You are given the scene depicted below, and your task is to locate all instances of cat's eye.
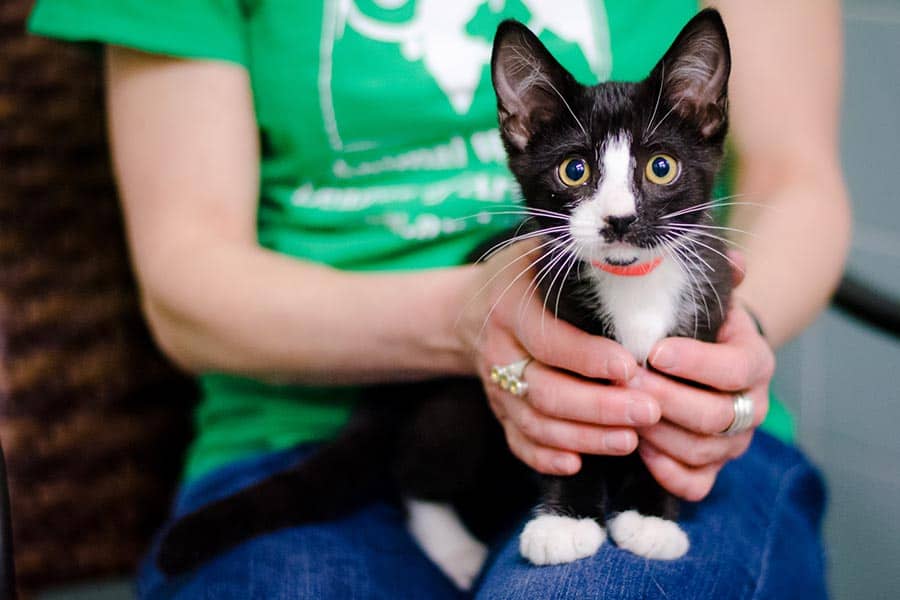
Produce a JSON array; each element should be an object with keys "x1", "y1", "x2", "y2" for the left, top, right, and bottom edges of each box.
[
  {"x1": 558, "y1": 157, "x2": 591, "y2": 187},
  {"x1": 645, "y1": 154, "x2": 679, "y2": 185}
]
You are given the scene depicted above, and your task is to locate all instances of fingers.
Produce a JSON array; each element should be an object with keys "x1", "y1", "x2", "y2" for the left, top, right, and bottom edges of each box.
[
  {"x1": 472, "y1": 240, "x2": 637, "y2": 382},
  {"x1": 639, "y1": 420, "x2": 753, "y2": 468},
  {"x1": 647, "y1": 307, "x2": 774, "y2": 392},
  {"x1": 526, "y1": 362, "x2": 660, "y2": 426},
  {"x1": 503, "y1": 391, "x2": 639, "y2": 456},
  {"x1": 496, "y1": 410, "x2": 582, "y2": 476},
  {"x1": 516, "y1": 315, "x2": 637, "y2": 381},
  {"x1": 628, "y1": 368, "x2": 769, "y2": 435},
  {"x1": 494, "y1": 277, "x2": 636, "y2": 381},
  {"x1": 639, "y1": 442, "x2": 723, "y2": 502},
  {"x1": 485, "y1": 359, "x2": 664, "y2": 474}
]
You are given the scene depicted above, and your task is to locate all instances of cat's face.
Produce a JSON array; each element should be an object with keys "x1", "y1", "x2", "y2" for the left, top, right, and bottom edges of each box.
[{"x1": 491, "y1": 11, "x2": 730, "y2": 271}]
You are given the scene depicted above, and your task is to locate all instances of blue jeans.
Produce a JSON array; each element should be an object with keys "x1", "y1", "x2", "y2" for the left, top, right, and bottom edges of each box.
[{"x1": 137, "y1": 432, "x2": 826, "y2": 599}]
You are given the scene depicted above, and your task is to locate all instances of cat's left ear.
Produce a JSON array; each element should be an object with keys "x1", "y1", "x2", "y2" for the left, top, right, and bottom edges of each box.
[{"x1": 651, "y1": 9, "x2": 731, "y2": 138}]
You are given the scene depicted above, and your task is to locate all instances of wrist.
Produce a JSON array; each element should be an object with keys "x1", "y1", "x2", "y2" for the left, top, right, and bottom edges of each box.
[
  {"x1": 437, "y1": 264, "x2": 482, "y2": 376},
  {"x1": 381, "y1": 264, "x2": 480, "y2": 379}
]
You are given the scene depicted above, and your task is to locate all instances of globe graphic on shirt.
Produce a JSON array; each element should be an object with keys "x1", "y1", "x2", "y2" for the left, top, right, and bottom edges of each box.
[{"x1": 320, "y1": 0, "x2": 611, "y2": 153}]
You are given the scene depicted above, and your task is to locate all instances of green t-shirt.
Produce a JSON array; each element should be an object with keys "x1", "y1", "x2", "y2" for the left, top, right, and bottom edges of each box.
[{"x1": 30, "y1": 0, "x2": 793, "y2": 480}]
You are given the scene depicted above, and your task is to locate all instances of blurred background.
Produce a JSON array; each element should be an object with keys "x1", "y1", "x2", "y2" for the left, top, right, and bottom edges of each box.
[
  {"x1": 1, "y1": 0, "x2": 898, "y2": 598},
  {"x1": 774, "y1": 0, "x2": 900, "y2": 598}
]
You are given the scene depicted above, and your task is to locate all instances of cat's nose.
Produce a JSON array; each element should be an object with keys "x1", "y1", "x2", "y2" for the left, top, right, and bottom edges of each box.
[{"x1": 603, "y1": 214, "x2": 637, "y2": 238}]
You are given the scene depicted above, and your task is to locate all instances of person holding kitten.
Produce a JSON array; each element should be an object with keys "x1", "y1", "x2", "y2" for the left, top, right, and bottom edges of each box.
[{"x1": 30, "y1": 0, "x2": 848, "y2": 598}]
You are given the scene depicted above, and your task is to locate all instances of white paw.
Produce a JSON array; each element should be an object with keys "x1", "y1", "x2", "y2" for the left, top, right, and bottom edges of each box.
[
  {"x1": 519, "y1": 514, "x2": 606, "y2": 565},
  {"x1": 607, "y1": 510, "x2": 689, "y2": 560}
]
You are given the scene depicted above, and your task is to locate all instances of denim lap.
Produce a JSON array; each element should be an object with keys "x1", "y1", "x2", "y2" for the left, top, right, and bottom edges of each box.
[
  {"x1": 476, "y1": 432, "x2": 827, "y2": 600},
  {"x1": 137, "y1": 432, "x2": 826, "y2": 599},
  {"x1": 137, "y1": 446, "x2": 465, "y2": 600}
]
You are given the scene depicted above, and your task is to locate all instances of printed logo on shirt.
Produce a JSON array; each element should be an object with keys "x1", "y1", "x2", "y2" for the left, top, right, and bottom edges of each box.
[
  {"x1": 292, "y1": 0, "x2": 611, "y2": 247},
  {"x1": 318, "y1": 0, "x2": 611, "y2": 154}
]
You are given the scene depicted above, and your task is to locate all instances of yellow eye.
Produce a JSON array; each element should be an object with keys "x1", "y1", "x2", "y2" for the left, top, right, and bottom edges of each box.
[
  {"x1": 645, "y1": 154, "x2": 679, "y2": 185},
  {"x1": 558, "y1": 157, "x2": 591, "y2": 187}
]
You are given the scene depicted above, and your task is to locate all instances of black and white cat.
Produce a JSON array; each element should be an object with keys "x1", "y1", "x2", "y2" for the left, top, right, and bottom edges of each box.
[
  {"x1": 158, "y1": 9, "x2": 733, "y2": 589},
  {"x1": 491, "y1": 8, "x2": 733, "y2": 569}
]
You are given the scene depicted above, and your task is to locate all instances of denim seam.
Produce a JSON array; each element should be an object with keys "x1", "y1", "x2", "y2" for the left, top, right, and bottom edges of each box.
[{"x1": 750, "y1": 461, "x2": 806, "y2": 600}]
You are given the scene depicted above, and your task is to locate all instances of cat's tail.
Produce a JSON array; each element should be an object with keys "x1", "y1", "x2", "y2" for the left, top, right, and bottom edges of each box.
[{"x1": 156, "y1": 407, "x2": 397, "y2": 576}]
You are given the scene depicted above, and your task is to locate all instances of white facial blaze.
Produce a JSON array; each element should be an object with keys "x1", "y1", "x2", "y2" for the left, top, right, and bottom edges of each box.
[
  {"x1": 595, "y1": 134, "x2": 637, "y2": 220},
  {"x1": 569, "y1": 133, "x2": 639, "y2": 262}
]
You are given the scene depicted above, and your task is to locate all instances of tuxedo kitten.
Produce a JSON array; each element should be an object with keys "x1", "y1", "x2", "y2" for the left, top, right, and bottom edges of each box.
[
  {"x1": 491, "y1": 9, "x2": 732, "y2": 566},
  {"x1": 157, "y1": 9, "x2": 733, "y2": 587}
]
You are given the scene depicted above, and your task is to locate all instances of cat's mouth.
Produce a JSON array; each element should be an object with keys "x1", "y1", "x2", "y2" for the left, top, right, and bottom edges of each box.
[
  {"x1": 594, "y1": 243, "x2": 642, "y2": 267},
  {"x1": 600, "y1": 257, "x2": 638, "y2": 267},
  {"x1": 586, "y1": 243, "x2": 664, "y2": 277}
]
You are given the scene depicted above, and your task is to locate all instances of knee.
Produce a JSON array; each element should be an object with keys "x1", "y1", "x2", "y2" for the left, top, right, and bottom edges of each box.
[{"x1": 477, "y1": 546, "x2": 734, "y2": 600}]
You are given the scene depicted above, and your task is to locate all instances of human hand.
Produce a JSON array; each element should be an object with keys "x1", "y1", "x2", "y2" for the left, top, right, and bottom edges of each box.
[
  {"x1": 457, "y1": 240, "x2": 662, "y2": 476},
  {"x1": 629, "y1": 304, "x2": 774, "y2": 501}
]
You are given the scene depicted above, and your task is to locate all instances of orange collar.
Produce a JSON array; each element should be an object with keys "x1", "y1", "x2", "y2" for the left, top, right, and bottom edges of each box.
[{"x1": 592, "y1": 256, "x2": 663, "y2": 277}]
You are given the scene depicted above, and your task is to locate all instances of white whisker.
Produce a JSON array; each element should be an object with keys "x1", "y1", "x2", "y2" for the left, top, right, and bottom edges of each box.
[
  {"x1": 679, "y1": 234, "x2": 744, "y2": 275},
  {"x1": 475, "y1": 225, "x2": 570, "y2": 263},
  {"x1": 644, "y1": 98, "x2": 682, "y2": 142},
  {"x1": 656, "y1": 234, "x2": 703, "y2": 336},
  {"x1": 542, "y1": 242, "x2": 578, "y2": 331},
  {"x1": 517, "y1": 237, "x2": 571, "y2": 322},
  {"x1": 661, "y1": 224, "x2": 747, "y2": 252},
  {"x1": 643, "y1": 62, "x2": 665, "y2": 140}
]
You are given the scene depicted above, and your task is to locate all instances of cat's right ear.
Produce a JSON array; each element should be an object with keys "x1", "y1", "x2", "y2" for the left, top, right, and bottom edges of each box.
[
  {"x1": 650, "y1": 9, "x2": 731, "y2": 139},
  {"x1": 491, "y1": 20, "x2": 577, "y2": 152}
]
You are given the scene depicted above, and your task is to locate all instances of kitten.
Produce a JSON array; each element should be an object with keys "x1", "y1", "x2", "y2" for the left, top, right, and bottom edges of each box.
[
  {"x1": 491, "y1": 9, "x2": 732, "y2": 566},
  {"x1": 157, "y1": 9, "x2": 733, "y2": 587}
]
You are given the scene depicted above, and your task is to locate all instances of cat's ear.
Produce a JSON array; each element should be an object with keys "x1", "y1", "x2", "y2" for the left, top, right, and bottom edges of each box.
[
  {"x1": 491, "y1": 20, "x2": 578, "y2": 152},
  {"x1": 652, "y1": 9, "x2": 731, "y2": 138}
]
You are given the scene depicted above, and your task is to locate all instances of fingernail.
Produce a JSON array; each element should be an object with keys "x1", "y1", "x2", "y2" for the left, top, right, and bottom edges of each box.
[
  {"x1": 553, "y1": 455, "x2": 578, "y2": 473},
  {"x1": 627, "y1": 399, "x2": 660, "y2": 425},
  {"x1": 606, "y1": 431, "x2": 636, "y2": 453},
  {"x1": 607, "y1": 357, "x2": 632, "y2": 381},
  {"x1": 650, "y1": 344, "x2": 676, "y2": 370}
]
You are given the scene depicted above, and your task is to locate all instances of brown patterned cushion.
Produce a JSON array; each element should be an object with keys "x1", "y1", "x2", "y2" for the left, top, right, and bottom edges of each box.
[{"x1": 0, "y1": 1, "x2": 195, "y2": 592}]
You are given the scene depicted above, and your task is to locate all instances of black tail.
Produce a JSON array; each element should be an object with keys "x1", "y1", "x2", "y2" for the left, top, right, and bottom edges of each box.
[{"x1": 156, "y1": 405, "x2": 399, "y2": 575}]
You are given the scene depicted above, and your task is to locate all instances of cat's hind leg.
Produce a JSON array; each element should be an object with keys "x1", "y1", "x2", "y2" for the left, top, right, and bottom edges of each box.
[{"x1": 405, "y1": 499, "x2": 488, "y2": 591}]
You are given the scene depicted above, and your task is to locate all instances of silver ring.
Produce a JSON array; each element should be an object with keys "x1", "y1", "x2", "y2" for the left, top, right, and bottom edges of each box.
[
  {"x1": 489, "y1": 357, "x2": 532, "y2": 397},
  {"x1": 719, "y1": 393, "x2": 754, "y2": 436}
]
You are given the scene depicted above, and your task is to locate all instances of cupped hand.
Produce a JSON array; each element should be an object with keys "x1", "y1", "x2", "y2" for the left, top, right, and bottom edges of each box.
[
  {"x1": 457, "y1": 240, "x2": 662, "y2": 476},
  {"x1": 631, "y1": 305, "x2": 774, "y2": 501}
]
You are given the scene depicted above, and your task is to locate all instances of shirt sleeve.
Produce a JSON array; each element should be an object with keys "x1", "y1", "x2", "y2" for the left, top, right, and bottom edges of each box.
[{"x1": 28, "y1": 0, "x2": 248, "y2": 66}]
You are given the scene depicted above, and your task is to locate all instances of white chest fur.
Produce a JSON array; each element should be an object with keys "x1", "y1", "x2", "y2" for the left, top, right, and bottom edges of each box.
[{"x1": 587, "y1": 259, "x2": 687, "y2": 364}]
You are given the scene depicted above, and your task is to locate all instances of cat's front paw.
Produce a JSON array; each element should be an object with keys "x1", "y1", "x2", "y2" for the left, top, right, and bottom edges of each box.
[
  {"x1": 608, "y1": 510, "x2": 689, "y2": 559},
  {"x1": 519, "y1": 514, "x2": 605, "y2": 565}
]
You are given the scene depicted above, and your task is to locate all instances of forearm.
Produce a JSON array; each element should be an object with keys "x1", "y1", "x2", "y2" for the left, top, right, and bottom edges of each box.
[
  {"x1": 142, "y1": 236, "x2": 478, "y2": 383},
  {"x1": 731, "y1": 168, "x2": 850, "y2": 348},
  {"x1": 711, "y1": 0, "x2": 849, "y2": 347},
  {"x1": 103, "y1": 48, "x2": 477, "y2": 385}
]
